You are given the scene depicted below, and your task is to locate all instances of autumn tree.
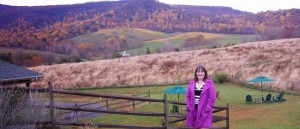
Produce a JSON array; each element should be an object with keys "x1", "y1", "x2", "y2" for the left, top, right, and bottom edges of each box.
[
  {"x1": 106, "y1": 36, "x2": 120, "y2": 53},
  {"x1": 183, "y1": 34, "x2": 205, "y2": 48},
  {"x1": 0, "y1": 53, "x2": 13, "y2": 64},
  {"x1": 119, "y1": 35, "x2": 128, "y2": 50},
  {"x1": 146, "y1": 47, "x2": 151, "y2": 54},
  {"x1": 32, "y1": 55, "x2": 43, "y2": 66}
]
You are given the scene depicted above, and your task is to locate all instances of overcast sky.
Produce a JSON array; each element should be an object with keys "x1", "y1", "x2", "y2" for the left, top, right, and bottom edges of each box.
[{"x1": 0, "y1": 0, "x2": 299, "y2": 13}]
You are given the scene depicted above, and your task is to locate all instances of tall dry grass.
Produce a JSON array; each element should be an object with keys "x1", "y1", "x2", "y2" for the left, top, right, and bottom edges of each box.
[{"x1": 30, "y1": 38, "x2": 300, "y2": 92}]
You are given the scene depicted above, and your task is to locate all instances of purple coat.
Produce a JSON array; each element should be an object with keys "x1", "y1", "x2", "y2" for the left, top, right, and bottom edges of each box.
[{"x1": 185, "y1": 80, "x2": 216, "y2": 128}]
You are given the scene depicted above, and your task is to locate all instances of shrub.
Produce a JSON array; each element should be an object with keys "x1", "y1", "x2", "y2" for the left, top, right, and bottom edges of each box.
[
  {"x1": 0, "y1": 89, "x2": 52, "y2": 129},
  {"x1": 59, "y1": 58, "x2": 72, "y2": 63},
  {"x1": 146, "y1": 47, "x2": 151, "y2": 54},
  {"x1": 214, "y1": 72, "x2": 228, "y2": 84},
  {"x1": 0, "y1": 53, "x2": 13, "y2": 63},
  {"x1": 112, "y1": 52, "x2": 122, "y2": 58},
  {"x1": 174, "y1": 48, "x2": 180, "y2": 52}
]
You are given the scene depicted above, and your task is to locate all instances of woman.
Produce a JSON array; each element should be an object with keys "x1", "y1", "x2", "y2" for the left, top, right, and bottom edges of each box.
[{"x1": 186, "y1": 65, "x2": 216, "y2": 129}]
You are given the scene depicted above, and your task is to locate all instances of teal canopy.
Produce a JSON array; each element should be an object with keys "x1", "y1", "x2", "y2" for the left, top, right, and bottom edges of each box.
[
  {"x1": 248, "y1": 76, "x2": 275, "y2": 82},
  {"x1": 163, "y1": 85, "x2": 186, "y2": 94},
  {"x1": 248, "y1": 76, "x2": 275, "y2": 99},
  {"x1": 163, "y1": 85, "x2": 186, "y2": 102}
]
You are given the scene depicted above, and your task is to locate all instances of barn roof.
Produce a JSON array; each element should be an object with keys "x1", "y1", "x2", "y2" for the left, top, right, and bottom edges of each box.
[{"x1": 0, "y1": 60, "x2": 44, "y2": 85}]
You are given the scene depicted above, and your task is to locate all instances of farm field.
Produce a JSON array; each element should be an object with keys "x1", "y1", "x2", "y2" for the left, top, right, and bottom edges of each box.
[
  {"x1": 127, "y1": 32, "x2": 255, "y2": 56},
  {"x1": 70, "y1": 28, "x2": 255, "y2": 56},
  {"x1": 71, "y1": 28, "x2": 169, "y2": 47},
  {"x1": 0, "y1": 48, "x2": 71, "y2": 59},
  {"x1": 60, "y1": 82, "x2": 300, "y2": 129}
]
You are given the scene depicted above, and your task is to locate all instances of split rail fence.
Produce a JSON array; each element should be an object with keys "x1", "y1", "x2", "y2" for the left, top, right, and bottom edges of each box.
[{"x1": 2, "y1": 81, "x2": 229, "y2": 129}]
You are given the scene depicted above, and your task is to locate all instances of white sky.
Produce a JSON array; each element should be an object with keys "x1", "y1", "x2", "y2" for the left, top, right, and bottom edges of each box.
[{"x1": 0, "y1": 0, "x2": 299, "y2": 13}]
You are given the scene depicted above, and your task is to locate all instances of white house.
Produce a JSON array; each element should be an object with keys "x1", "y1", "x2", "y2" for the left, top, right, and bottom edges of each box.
[{"x1": 119, "y1": 51, "x2": 130, "y2": 57}]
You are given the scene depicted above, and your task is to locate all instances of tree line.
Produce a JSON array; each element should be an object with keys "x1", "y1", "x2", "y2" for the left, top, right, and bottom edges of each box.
[{"x1": 0, "y1": 0, "x2": 299, "y2": 66}]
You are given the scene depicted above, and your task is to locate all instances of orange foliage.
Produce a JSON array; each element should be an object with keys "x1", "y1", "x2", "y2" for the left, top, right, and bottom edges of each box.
[
  {"x1": 78, "y1": 43, "x2": 95, "y2": 51},
  {"x1": 32, "y1": 55, "x2": 43, "y2": 66}
]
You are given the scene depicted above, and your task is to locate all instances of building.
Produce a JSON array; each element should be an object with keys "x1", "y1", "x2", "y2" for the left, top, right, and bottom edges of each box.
[
  {"x1": 119, "y1": 51, "x2": 130, "y2": 57},
  {"x1": 0, "y1": 60, "x2": 44, "y2": 87}
]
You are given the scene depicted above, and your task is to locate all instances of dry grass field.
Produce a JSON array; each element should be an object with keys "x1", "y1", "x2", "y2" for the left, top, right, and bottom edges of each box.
[{"x1": 30, "y1": 38, "x2": 300, "y2": 92}]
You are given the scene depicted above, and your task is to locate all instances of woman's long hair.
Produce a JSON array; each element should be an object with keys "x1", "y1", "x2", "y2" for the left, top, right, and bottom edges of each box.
[{"x1": 194, "y1": 65, "x2": 208, "y2": 82}]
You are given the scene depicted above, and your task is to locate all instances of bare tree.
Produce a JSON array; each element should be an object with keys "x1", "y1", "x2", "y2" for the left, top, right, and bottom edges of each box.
[{"x1": 0, "y1": 89, "x2": 53, "y2": 129}]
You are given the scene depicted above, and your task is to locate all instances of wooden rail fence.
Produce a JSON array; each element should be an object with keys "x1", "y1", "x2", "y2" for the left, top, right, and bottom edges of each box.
[{"x1": 1, "y1": 81, "x2": 229, "y2": 129}]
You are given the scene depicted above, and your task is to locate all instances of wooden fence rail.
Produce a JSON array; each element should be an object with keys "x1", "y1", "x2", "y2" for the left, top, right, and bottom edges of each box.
[{"x1": 1, "y1": 82, "x2": 229, "y2": 129}]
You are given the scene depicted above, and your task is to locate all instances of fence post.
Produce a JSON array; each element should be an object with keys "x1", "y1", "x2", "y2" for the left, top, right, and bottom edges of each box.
[
  {"x1": 148, "y1": 90, "x2": 151, "y2": 104},
  {"x1": 163, "y1": 94, "x2": 169, "y2": 129},
  {"x1": 26, "y1": 82, "x2": 32, "y2": 102},
  {"x1": 132, "y1": 94, "x2": 135, "y2": 110},
  {"x1": 106, "y1": 98, "x2": 109, "y2": 114},
  {"x1": 75, "y1": 103, "x2": 78, "y2": 122},
  {"x1": 226, "y1": 103, "x2": 230, "y2": 129},
  {"x1": 48, "y1": 81, "x2": 55, "y2": 128}
]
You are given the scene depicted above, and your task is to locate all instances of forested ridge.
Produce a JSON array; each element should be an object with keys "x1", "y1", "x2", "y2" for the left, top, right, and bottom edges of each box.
[{"x1": 0, "y1": 0, "x2": 299, "y2": 66}]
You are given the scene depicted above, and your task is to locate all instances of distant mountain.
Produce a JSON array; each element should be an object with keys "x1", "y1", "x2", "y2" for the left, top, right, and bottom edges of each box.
[
  {"x1": 1, "y1": 0, "x2": 299, "y2": 40},
  {"x1": 0, "y1": 0, "x2": 299, "y2": 66},
  {"x1": 173, "y1": 5, "x2": 250, "y2": 15},
  {"x1": 0, "y1": 0, "x2": 297, "y2": 33}
]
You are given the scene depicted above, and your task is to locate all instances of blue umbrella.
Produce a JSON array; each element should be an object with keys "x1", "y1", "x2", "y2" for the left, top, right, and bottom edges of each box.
[
  {"x1": 248, "y1": 76, "x2": 275, "y2": 99},
  {"x1": 163, "y1": 85, "x2": 186, "y2": 101}
]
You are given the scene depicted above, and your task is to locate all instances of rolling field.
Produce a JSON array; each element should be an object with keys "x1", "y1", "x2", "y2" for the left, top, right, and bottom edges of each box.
[
  {"x1": 127, "y1": 32, "x2": 255, "y2": 55},
  {"x1": 0, "y1": 48, "x2": 70, "y2": 58},
  {"x1": 70, "y1": 28, "x2": 255, "y2": 56},
  {"x1": 70, "y1": 28, "x2": 169, "y2": 48}
]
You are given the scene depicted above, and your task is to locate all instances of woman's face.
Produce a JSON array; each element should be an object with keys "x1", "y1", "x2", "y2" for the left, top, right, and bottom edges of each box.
[{"x1": 197, "y1": 69, "x2": 205, "y2": 81}]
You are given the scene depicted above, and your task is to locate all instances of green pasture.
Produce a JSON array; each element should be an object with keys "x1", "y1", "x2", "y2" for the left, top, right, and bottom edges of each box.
[
  {"x1": 212, "y1": 34, "x2": 256, "y2": 47},
  {"x1": 0, "y1": 47, "x2": 70, "y2": 58},
  {"x1": 127, "y1": 38, "x2": 183, "y2": 55},
  {"x1": 70, "y1": 28, "x2": 168, "y2": 47},
  {"x1": 128, "y1": 32, "x2": 255, "y2": 55},
  {"x1": 62, "y1": 83, "x2": 300, "y2": 129},
  {"x1": 70, "y1": 28, "x2": 255, "y2": 57}
]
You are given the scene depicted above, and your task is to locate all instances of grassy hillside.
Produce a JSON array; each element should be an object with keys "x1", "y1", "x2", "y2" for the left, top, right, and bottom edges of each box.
[
  {"x1": 30, "y1": 38, "x2": 300, "y2": 93},
  {"x1": 128, "y1": 32, "x2": 255, "y2": 55},
  {"x1": 0, "y1": 48, "x2": 73, "y2": 66},
  {"x1": 71, "y1": 28, "x2": 255, "y2": 56},
  {"x1": 0, "y1": 48, "x2": 70, "y2": 57},
  {"x1": 211, "y1": 34, "x2": 256, "y2": 46},
  {"x1": 70, "y1": 28, "x2": 169, "y2": 48}
]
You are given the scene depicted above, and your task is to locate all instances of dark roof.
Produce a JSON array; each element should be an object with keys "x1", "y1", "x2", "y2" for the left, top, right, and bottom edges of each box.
[{"x1": 0, "y1": 60, "x2": 44, "y2": 85}]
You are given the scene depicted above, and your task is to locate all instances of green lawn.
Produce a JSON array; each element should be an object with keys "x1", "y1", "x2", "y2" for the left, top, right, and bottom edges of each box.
[
  {"x1": 211, "y1": 34, "x2": 256, "y2": 47},
  {"x1": 63, "y1": 83, "x2": 300, "y2": 129},
  {"x1": 70, "y1": 28, "x2": 255, "y2": 58}
]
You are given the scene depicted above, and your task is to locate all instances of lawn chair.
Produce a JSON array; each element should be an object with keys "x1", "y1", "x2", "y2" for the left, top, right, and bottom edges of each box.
[
  {"x1": 170, "y1": 104, "x2": 179, "y2": 113},
  {"x1": 245, "y1": 95, "x2": 253, "y2": 103},
  {"x1": 216, "y1": 91, "x2": 220, "y2": 99},
  {"x1": 263, "y1": 93, "x2": 272, "y2": 103},
  {"x1": 273, "y1": 92, "x2": 286, "y2": 102}
]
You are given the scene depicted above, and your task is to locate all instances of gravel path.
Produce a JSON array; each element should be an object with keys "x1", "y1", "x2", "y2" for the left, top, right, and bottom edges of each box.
[{"x1": 54, "y1": 102, "x2": 107, "y2": 121}]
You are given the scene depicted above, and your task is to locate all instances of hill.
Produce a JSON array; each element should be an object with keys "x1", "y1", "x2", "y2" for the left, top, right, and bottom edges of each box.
[
  {"x1": 0, "y1": 48, "x2": 73, "y2": 66},
  {"x1": 29, "y1": 38, "x2": 300, "y2": 93},
  {"x1": 71, "y1": 28, "x2": 167, "y2": 46},
  {"x1": 127, "y1": 32, "x2": 255, "y2": 55},
  {"x1": 70, "y1": 28, "x2": 169, "y2": 59},
  {"x1": 0, "y1": 0, "x2": 299, "y2": 57},
  {"x1": 70, "y1": 28, "x2": 255, "y2": 57}
]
